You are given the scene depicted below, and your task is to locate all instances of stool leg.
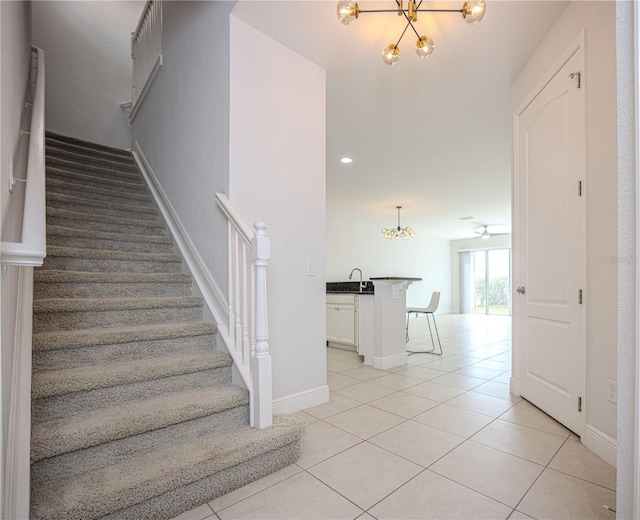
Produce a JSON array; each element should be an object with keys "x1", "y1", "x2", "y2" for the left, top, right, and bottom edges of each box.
[
  {"x1": 406, "y1": 312, "x2": 410, "y2": 342},
  {"x1": 426, "y1": 313, "x2": 435, "y2": 352},
  {"x1": 429, "y1": 312, "x2": 443, "y2": 355}
]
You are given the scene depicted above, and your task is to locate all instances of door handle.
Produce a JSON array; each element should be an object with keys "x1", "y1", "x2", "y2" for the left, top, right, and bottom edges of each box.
[{"x1": 516, "y1": 286, "x2": 525, "y2": 294}]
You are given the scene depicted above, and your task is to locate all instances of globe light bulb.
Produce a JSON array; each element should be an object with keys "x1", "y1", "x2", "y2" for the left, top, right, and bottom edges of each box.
[
  {"x1": 415, "y1": 36, "x2": 434, "y2": 58},
  {"x1": 382, "y1": 44, "x2": 400, "y2": 66},
  {"x1": 462, "y1": 0, "x2": 486, "y2": 24},
  {"x1": 336, "y1": 0, "x2": 359, "y2": 25}
]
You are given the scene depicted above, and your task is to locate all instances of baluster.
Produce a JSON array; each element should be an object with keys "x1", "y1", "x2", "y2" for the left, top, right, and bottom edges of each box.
[
  {"x1": 241, "y1": 242, "x2": 251, "y2": 366},
  {"x1": 233, "y1": 231, "x2": 242, "y2": 355},
  {"x1": 227, "y1": 223, "x2": 236, "y2": 344},
  {"x1": 251, "y1": 222, "x2": 272, "y2": 428}
]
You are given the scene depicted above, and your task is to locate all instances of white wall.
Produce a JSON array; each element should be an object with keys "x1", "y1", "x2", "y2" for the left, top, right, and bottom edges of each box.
[
  {"x1": 229, "y1": 16, "x2": 327, "y2": 407},
  {"x1": 511, "y1": 1, "x2": 617, "y2": 463},
  {"x1": 326, "y1": 212, "x2": 452, "y2": 313},
  {"x1": 131, "y1": 0, "x2": 236, "y2": 298},
  {"x1": 32, "y1": 1, "x2": 143, "y2": 149},
  {"x1": 450, "y1": 234, "x2": 512, "y2": 314}
]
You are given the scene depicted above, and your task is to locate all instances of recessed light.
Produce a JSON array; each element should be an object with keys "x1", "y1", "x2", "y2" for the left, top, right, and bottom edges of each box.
[
  {"x1": 340, "y1": 157, "x2": 352, "y2": 164},
  {"x1": 459, "y1": 216, "x2": 474, "y2": 220}
]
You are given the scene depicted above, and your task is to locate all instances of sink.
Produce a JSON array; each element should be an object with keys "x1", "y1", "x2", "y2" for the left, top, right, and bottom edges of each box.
[{"x1": 326, "y1": 281, "x2": 374, "y2": 294}]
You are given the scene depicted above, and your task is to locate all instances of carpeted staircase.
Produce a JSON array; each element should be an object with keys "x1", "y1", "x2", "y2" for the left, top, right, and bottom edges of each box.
[{"x1": 30, "y1": 133, "x2": 305, "y2": 520}]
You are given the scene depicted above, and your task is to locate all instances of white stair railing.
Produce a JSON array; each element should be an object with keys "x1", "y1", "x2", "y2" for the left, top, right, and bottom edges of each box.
[
  {"x1": 130, "y1": 0, "x2": 162, "y2": 119},
  {"x1": 216, "y1": 194, "x2": 272, "y2": 429},
  {"x1": 1, "y1": 46, "x2": 46, "y2": 520}
]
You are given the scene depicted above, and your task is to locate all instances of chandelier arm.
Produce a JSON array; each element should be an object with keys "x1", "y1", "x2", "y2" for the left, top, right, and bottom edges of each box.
[
  {"x1": 357, "y1": 8, "x2": 463, "y2": 13},
  {"x1": 395, "y1": 1, "x2": 421, "y2": 42},
  {"x1": 395, "y1": 21, "x2": 414, "y2": 47}
]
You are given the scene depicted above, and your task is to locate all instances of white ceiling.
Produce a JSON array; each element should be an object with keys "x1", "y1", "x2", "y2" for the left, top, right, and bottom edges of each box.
[{"x1": 232, "y1": 0, "x2": 569, "y2": 240}]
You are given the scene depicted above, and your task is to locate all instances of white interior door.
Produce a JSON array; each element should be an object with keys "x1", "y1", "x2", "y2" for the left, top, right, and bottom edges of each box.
[{"x1": 514, "y1": 45, "x2": 586, "y2": 436}]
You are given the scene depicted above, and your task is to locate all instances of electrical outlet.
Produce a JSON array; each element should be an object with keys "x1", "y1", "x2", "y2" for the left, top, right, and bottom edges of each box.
[{"x1": 607, "y1": 379, "x2": 617, "y2": 404}]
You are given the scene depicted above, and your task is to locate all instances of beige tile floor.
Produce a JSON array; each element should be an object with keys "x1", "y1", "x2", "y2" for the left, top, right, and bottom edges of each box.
[{"x1": 173, "y1": 314, "x2": 616, "y2": 520}]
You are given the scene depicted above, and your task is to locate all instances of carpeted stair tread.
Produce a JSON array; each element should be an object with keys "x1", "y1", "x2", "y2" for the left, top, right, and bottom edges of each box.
[
  {"x1": 46, "y1": 156, "x2": 145, "y2": 184},
  {"x1": 32, "y1": 351, "x2": 232, "y2": 398},
  {"x1": 47, "y1": 177, "x2": 154, "y2": 204},
  {"x1": 46, "y1": 132, "x2": 134, "y2": 158},
  {"x1": 46, "y1": 166, "x2": 148, "y2": 192},
  {"x1": 33, "y1": 297, "x2": 203, "y2": 332},
  {"x1": 46, "y1": 207, "x2": 167, "y2": 234},
  {"x1": 34, "y1": 270, "x2": 190, "y2": 286},
  {"x1": 32, "y1": 322, "x2": 216, "y2": 351},
  {"x1": 44, "y1": 245, "x2": 181, "y2": 262},
  {"x1": 47, "y1": 191, "x2": 159, "y2": 217},
  {"x1": 30, "y1": 414, "x2": 305, "y2": 520},
  {"x1": 31, "y1": 385, "x2": 251, "y2": 462},
  {"x1": 33, "y1": 271, "x2": 192, "y2": 299},
  {"x1": 47, "y1": 141, "x2": 135, "y2": 169},
  {"x1": 45, "y1": 226, "x2": 175, "y2": 255},
  {"x1": 34, "y1": 296, "x2": 202, "y2": 314},
  {"x1": 31, "y1": 367, "x2": 232, "y2": 422},
  {"x1": 46, "y1": 226, "x2": 173, "y2": 245},
  {"x1": 30, "y1": 406, "x2": 250, "y2": 485},
  {"x1": 36, "y1": 266, "x2": 171, "y2": 281}
]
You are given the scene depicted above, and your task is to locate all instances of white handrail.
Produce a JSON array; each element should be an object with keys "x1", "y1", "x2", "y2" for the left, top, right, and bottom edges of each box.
[
  {"x1": 130, "y1": 0, "x2": 162, "y2": 120},
  {"x1": 1, "y1": 47, "x2": 46, "y2": 267},
  {"x1": 216, "y1": 193, "x2": 273, "y2": 429}
]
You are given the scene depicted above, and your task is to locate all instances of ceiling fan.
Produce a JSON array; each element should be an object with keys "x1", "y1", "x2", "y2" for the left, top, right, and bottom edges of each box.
[{"x1": 473, "y1": 224, "x2": 510, "y2": 240}]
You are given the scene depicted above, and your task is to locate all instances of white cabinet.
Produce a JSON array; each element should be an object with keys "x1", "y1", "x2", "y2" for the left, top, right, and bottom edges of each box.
[
  {"x1": 326, "y1": 294, "x2": 357, "y2": 347},
  {"x1": 326, "y1": 293, "x2": 374, "y2": 363}
]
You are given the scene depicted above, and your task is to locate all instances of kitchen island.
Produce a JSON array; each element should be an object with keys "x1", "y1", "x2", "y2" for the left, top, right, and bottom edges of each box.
[{"x1": 326, "y1": 277, "x2": 421, "y2": 369}]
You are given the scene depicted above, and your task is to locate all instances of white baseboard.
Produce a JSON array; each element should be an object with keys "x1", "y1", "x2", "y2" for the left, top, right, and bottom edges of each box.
[
  {"x1": 373, "y1": 352, "x2": 408, "y2": 370},
  {"x1": 273, "y1": 385, "x2": 330, "y2": 415},
  {"x1": 583, "y1": 423, "x2": 617, "y2": 467}
]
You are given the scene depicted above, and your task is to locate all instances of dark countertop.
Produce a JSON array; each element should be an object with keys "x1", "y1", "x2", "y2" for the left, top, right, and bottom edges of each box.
[
  {"x1": 326, "y1": 281, "x2": 374, "y2": 294},
  {"x1": 370, "y1": 277, "x2": 422, "y2": 281}
]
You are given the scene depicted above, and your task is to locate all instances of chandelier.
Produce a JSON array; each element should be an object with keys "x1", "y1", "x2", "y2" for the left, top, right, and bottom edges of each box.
[
  {"x1": 382, "y1": 206, "x2": 415, "y2": 239},
  {"x1": 336, "y1": 0, "x2": 486, "y2": 65}
]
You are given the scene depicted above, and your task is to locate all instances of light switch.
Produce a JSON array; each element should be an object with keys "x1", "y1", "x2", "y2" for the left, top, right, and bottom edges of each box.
[{"x1": 306, "y1": 259, "x2": 316, "y2": 276}]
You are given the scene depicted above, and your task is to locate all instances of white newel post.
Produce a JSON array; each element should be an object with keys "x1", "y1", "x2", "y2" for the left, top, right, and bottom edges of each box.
[{"x1": 251, "y1": 222, "x2": 273, "y2": 428}]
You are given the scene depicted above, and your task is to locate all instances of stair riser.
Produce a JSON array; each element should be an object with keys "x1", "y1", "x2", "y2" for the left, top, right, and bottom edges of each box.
[
  {"x1": 46, "y1": 196, "x2": 159, "y2": 221},
  {"x1": 41, "y1": 256, "x2": 182, "y2": 274},
  {"x1": 31, "y1": 405, "x2": 249, "y2": 487},
  {"x1": 47, "y1": 182, "x2": 154, "y2": 206},
  {"x1": 33, "y1": 334, "x2": 217, "y2": 371},
  {"x1": 46, "y1": 215, "x2": 167, "y2": 236},
  {"x1": 46, "y1": 235, "x2": 176, "y2": 255},
  {"x1": 46, "y1": 143, "x2": 134, "y2": 163},
  {"x1": 32, "y1": 365, "x2": 232, "y2": 418},
  {"x1": 34, "y1": 280, "x2": 191, "y2": 300},
  {"x1": 33, "y1": 305, "x2": 203, "y2": 333}
]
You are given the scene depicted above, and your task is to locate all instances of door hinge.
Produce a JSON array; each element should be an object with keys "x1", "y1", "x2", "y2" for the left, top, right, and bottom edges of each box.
[
  {"x1": 578, "y1": 396, "x2": 583, "y2": 412},
  {"x1": 570, "y1": 71, "x2": 581, "y2": 88},
  {"x1": 578, "y1": 289, "x2": 583, "y2": 304},
  {"x1": 578, "y1": 181, "x2": 583, "y2": 196}
]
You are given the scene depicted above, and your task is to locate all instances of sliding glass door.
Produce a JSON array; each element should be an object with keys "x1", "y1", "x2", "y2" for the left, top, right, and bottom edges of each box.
[{"x1": 472, "y1": 249, "x2": 511, "y2": 315}]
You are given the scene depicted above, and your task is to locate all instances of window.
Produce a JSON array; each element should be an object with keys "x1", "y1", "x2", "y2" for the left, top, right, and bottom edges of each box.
[{"x1": 471, "y1": 249, "x2": 511, "y2": 315}]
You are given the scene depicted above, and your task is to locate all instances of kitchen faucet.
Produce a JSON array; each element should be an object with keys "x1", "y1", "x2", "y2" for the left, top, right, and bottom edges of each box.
[{"x1": 349, "y1": 267, "x2": 366, "y2": 290}]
